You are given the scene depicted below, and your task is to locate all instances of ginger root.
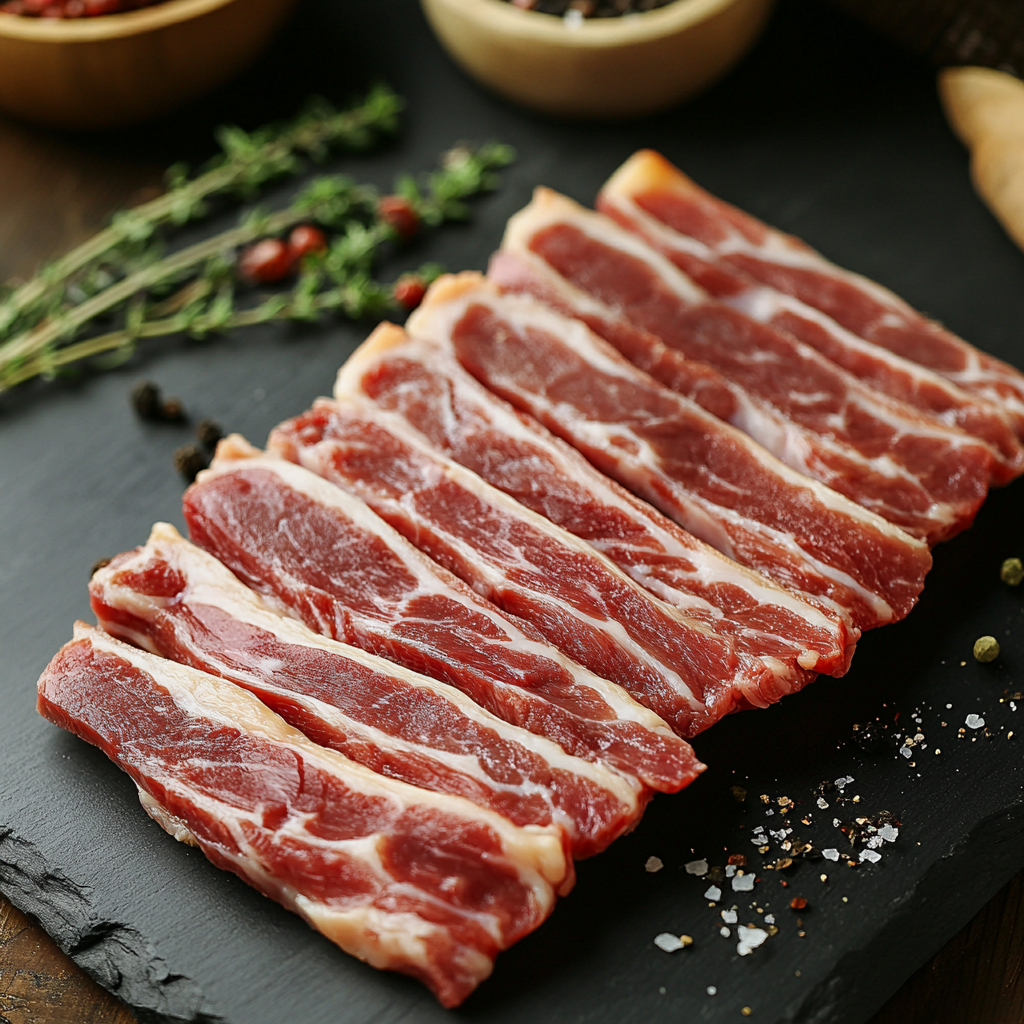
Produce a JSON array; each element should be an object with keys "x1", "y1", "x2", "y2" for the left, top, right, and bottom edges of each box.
[{"x1": 939, "y1": 67, "x2": 1024, "y2": 255}]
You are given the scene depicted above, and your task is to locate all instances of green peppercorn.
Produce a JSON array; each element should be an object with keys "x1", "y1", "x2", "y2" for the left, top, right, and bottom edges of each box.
[
  {"x1": 973, "y1": 635, "x2": 1000, "y2": 663},
  {"x1": 1001, "y1": 557, "x2": 1023, "y2": 587}
]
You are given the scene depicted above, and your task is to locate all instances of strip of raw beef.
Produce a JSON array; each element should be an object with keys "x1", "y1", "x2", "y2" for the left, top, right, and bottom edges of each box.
[
  {"x1": 90, "y1": 523, "x2": 643, "y2": 858},
  {"x1": 493, "y1": 188, "x2": 995, "y2": 544},
  {"x1": 183, "y1": 441, "x2": 699, "y2": 791},
  {"x1": 271, "y1": 400, "x2": 776, "y2": 739},
  {"x1": 335, "y1": 322, "x2": 857, "y2": 706},
  {"x1": 407, "y1": 273, "x2": 931, "y2": 631},
  {"x1": 599, "y1": 151, "x2": 1024, "y2": 484},
  {"x1": 37, "y1": 623, "x2": 572, "y2": 1008},
  {"x1": 594, "y1": 149, "x2": 1024, "y2": 436}
]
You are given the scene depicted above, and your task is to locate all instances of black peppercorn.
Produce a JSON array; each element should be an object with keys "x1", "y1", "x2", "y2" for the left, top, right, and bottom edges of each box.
[
  {"x1": 130, "y1": 380, "x2": 162, "y2": 421},
  {"x1": 195, "y1": 418, "x2": 224, "y2": 450},
  {"x1": 173, "y1": 443, "x2": 208, "y2": 482}
]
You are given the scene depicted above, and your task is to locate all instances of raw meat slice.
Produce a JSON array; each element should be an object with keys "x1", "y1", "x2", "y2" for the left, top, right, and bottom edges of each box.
[
  {"x1": 90, "y1": 523, "x2": 643, "y2": 858},
  {"x1": 37, "y1": 623, "x2": 572, "y2": 1008},
  {"x1": 183, "y1": 441, "x2": 699, "y2": 792},
  {"x1": 493, "y1": 188, "x2": 995, "y2": 544},
  {"x1": 271, "y1": 399, "x2": 776, "y2": 739},
  {"x1": 599, "y1": 150, "x2": 1024, "y2": 484},
  {"x1": 596, "y1": 149, "x2": 1024, "y2": 436},
  {"x1": 407, "y1": 273, "x2": 932, "y2": 631},
  {"x1": 335, "y1": 322, "x2": 857, "y2": 704}
]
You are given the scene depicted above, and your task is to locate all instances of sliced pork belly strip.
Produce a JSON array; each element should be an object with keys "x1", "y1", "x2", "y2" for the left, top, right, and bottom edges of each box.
[
  {"x1": 410, "y1": 274, "x2": 931, "y2": 631},
  {"x1": 183, "y1": 442, "x2": 699, "y2": 792},
  {"x1": 336, "y1": 323, "x2": 855, "y2": 700},
  {"x1": 89, "y1": 524, "x2": 641, "y2": 859},
  {"x1": 496, "y1": 189, "x2": 993, "y2": 544},
  {"x1": 599, "y1": 152, "x2": 1024, "y2": 484},
  {"x1": 271, "y1": 399, "x2": 771, "y2": 739},
  {"x1": 37, "y1": 624, "x2": 571, "y2": 1008},
  {"x1": 597, "y1": 149, "x2": 1024, "y2": 436}
]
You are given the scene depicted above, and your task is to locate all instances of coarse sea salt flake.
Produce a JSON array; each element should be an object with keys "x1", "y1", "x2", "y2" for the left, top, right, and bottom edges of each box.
[
  {"x1": 736, "y1": 926, "x2": 769, "y2": 956},
  {"x1": 685, "y1": 858, "x2": 708, "y2": 876},
  {"x1": 720, "y1": 926, "x2": 731, "y2": 938},
  {"x1": 817, "y1": 797, "x2": 829, "y2": 809},
  {"x1": 966, "y1": 714, "x2": 985, "y2": 729},
  {"x1": 878, "y1": 824, "x2": 899, "y2": 843},
  {"x1": 866, "y1": 836, "x2": 884, "y2": 849},
  {"x1": 764, "y1": 914, "x2": 775, "y2": 925},
  {"x1": 721, "y1": 909, "x2": 738, "y2": 924},
  {"x1": 823, "y1": 848, "x2": 840, "y2": 861},
  {"x1": 705, "y1": 885, "x2": 722, "y2": 901},
  {"x1": 835, "y1": 776, "x2": 854, "y2": 790},
  {"x1": 654, "y1": 933, "x2": 685, "y2": 952},
  {"x1": 725, "y1": 864, "x2": 737, "y2": 878},
  {"x1": 646, "y1": 856, "x2": 664, "y2": 873},
  {"x1": 860, "y1": 849, "x2": 882, "y2": 864},
  {"x1": 733, "y1": 873, "x2": 755, "y2": 892},
  {"x1": 900, "y1": 746, "x2": 912, "y2": 759},
  {"x1": 833, "y1": 818, "x2": 841, "y2": 828},
  {"x1": 707, "y1": 986, "x2": 717, "y2": 996}
]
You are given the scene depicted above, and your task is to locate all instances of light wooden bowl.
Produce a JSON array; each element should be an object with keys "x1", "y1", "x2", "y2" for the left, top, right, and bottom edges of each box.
[
  {"x1": 420, "y1": 0, "x2": 774, "y2": 119},
  {"x1": 0, "y1": 0, "x2": 297, "y2": 130}
]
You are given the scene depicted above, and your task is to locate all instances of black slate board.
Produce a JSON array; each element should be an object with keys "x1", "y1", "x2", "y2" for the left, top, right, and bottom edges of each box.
[{"x1": 2, "y1": 1, "x2": 1023, "y2": 1022}]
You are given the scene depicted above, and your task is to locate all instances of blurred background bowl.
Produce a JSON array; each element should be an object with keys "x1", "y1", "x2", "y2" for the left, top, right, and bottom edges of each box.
[
  {"x1": 0, "y1": 0, "x2": 297, "y2": 131},
  {"x1": 420, "y1": 0, "x2": 775, "y2": 119}
]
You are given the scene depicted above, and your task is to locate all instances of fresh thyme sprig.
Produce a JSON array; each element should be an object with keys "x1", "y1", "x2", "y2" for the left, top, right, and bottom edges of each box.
[
  {"x1": 0, "y1": 84, "x2": 403, "y2": 342},
  {"x1": 0, "y1": 141, "x2": 514, "y2": 394}
]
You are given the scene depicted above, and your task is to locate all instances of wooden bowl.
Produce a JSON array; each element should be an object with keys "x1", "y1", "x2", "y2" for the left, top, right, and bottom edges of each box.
[
  {"x1": 0, "y1": 0, "x2": 297, "y2": 130},
  {"x1": 420, "y1": 0, "x2": 774, "y2": 119}
]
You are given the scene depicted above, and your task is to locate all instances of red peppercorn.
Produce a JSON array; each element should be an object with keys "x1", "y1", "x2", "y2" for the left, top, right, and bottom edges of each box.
[
  {"x1": 394, "y1": 274, "x2": 428, "y2": 310},
  {"x1": 789, "y1": 896, "x2": 808, "y2": 910},
  {"x1": 727, "y1": 853, "x2": 747, "y2": 867},
  {"x1": 287, "y1": 224, "x2": 328, "y2": 262},
  {"x1": 378, "y1": 195, "x2": 420, "y2": 240},
  {"x1": 239, "y1": 238, "x2": 293, "y2": 284}
]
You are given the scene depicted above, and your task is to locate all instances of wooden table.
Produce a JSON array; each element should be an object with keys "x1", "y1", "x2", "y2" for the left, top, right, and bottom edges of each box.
[{"x1": 0, "y1": 30, "x2": 1022, "y2": 1024}]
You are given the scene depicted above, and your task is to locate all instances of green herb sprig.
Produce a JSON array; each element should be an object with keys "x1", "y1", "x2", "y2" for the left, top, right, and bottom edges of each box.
[
  {"x1": 0, "y1": 141, "x2": 514, "y2": 393},
  {"x1": 0, "y1": 84, "x2": 403, "y2": 343}
]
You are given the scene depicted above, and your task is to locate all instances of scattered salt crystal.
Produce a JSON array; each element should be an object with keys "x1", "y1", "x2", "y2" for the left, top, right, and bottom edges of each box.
[
  {"x1": 817, "y1": 797, "x2": 829, "y2": 810},
  {"x1": 751, "y1": 837, "x2": 765, "y2": 846},
  {"x1": 835, "y1": 776, "x2": 854, "y2": 790},
  {"x1": 946, "y1": 704, "x2": 953, "y2": 709},
  {"x1": 860, "y1": 849, "x2": 882, "y2": 864},
  {"x1": 736, "y1": 925, "x2": 769, "y2": 956},
  {"x1": 833, "y1": 818, "x2": 841, "y2": 828},
  {"x1": 685, "y1": 858, "x2": 708, "y2": 876},
  {"x1": 822, "y1": 848, "x2": 840, "y2": 862},
  {"x1": 705, "y1": 885, "x2": 722, "y2": 901},
  {"x1": 721, "y1": 909, "x2": 738, "y2": 924},
  {"x1": 732, "y1": 873, "x2": 755, "y2": 892},
  {"x1": 765, "y1": 808, "x2": 775, "y2": 816},
  {"x1": 878, "y1": 824, "x2": 899, "y2": 843},
  {"x1": 966, "y1": 714, "x2": 985, "y2": 729},
  {"x1": 764, "y1": 914, "x2": 775, "y2": 925},
  {"x1": 720, "y1": 926, "x2": 731, "y2": 938},
  {"x1": 646, "y1": 856, "x2": 664, "y2": 873},
  {"x1": 707, "y1": 986, "x2": 717, "y2": 996},
  {"x1": 753, "y1": 825, "x2": 765, "y2": 833},
  {"x1": 654, "y1": 933, "x2": 685, "y2": 952},
  {"x1": 900, "y1": 746, "x2": 912, "y2": 758},
  {"x1": 725, "y1": 864, "x2": 737, "y2": 877},
  {"x1": 1011, "y1": 702, "x2": 1017, "y2": 712},
  {"x1": 563, "y1": 7, "x2": 584, "y2": 27},
  {"x1": 866, "y1": 835, "x2": 884, "y2": 849}
]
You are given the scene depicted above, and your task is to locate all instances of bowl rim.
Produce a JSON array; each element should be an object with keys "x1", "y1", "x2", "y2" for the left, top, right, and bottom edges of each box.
[
  {"x1": 0, "y1": 0, "x2": 238, "y2": 40},
  {"x1": 422, "y1": 0, "x2": 749, "y2": 47}
]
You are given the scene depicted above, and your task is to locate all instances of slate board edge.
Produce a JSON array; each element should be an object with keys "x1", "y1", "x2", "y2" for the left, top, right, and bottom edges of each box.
[
  {"x1": 3, "y1": 804, "x2": 1023, "y2": 1024},
  {"x1": 790, "y1": 805, "x2": 1024, "y2": 1024},
  {"x1": 0, "y1": 825, "x2": 223, "y2": 1024}
]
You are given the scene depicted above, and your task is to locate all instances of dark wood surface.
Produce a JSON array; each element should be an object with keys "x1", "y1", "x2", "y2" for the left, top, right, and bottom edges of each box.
[{"x1": 1, "y1": 5, "x2": 1023, "y2": 1022}]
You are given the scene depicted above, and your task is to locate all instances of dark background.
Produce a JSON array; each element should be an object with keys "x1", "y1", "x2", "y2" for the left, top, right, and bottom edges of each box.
[{"x1": 1, "y1": 1, "x2": 1023, "y2": 1022}]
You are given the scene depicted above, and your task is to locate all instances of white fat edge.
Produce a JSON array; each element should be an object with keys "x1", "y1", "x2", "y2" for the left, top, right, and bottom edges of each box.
[
  {"x1": 137, "y1": 786, "x2": 198, "y2": 845},
  {"x1": 410, "y1": 279, "x2": 854, "y2": 650},
  {"x1": 556, "y1": 418, "x2": 898, "y2": 625},
  {"x1": 331, "y1": 395, "x2": 716, "y2": 713},
  {"x1": 339, "y1": 330, "x2": 720, "y2": 624},
  {"x1": 110, "y1": 525, "x2": 640, "y2": 815},
  {"x1": 502, "y1": 188, "x2": 709, "y2": 308},
  {"x1": 76, "y1": 623, "x2": 570, "y2": 892}
]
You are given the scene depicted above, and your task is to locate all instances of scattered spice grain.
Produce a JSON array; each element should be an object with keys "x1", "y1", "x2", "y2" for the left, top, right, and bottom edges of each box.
[
  {"x1": 1000, "y1": 557, "x2": 1023, "y2": 587},
  {"x1": 973, "y1": 636, "x2": 1000, "y2": 662}
]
